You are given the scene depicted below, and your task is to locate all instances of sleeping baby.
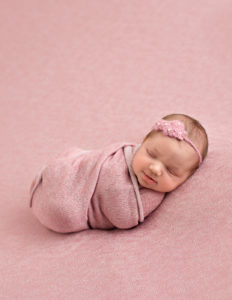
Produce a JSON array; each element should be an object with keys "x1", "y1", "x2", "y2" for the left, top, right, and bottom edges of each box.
[{"x1": 29, "y1": 113, "x2": 208, "y2": 233}]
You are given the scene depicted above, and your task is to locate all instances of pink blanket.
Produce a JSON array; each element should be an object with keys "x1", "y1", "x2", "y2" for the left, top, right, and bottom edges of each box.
[{"x1": 29, "y1": 142, "x2": 165, "y2": 233}]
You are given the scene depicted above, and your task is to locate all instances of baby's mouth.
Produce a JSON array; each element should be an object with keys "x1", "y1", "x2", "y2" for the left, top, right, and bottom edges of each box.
[{"x1": 143, "y1": 172, "x2": 157, "y2": 184}]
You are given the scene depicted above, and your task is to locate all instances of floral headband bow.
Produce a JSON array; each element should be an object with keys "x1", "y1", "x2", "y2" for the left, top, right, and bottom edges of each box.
[{"x1": 152, "y1": 119, "x2": 202, "y2": 165}]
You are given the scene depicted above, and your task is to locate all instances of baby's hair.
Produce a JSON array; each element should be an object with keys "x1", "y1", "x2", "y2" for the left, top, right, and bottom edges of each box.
[{"x1": 143, "y1": 113, "x2": 209, "y2": 174}]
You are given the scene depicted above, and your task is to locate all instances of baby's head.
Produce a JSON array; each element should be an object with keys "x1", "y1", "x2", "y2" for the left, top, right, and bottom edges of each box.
[{"x1": 132, "y1": 113, "x2": 208, "y2": 193}]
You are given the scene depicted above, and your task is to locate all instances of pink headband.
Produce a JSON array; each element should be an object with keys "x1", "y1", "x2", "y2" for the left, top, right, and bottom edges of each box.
[{"x1": 152, "y1": 120, "x2": 202, "y2": 165}]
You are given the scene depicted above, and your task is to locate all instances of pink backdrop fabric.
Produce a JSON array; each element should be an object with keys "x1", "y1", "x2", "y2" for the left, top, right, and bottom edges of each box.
[{"x1": 1, "y1": 1, "x2": 232, "y2": 299}]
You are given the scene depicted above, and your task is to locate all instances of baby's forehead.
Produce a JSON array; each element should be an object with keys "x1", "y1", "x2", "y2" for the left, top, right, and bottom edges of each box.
[
  {"x1": 147, "y1": 132, "x2": 187, "y2": 149},
  {"x1": 146, "y1": 132, "x2": 179, "y2": 149}
]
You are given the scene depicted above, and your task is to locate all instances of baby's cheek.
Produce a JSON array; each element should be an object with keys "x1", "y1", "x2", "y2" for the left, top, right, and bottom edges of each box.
[
  {"x1": 164, "y1": 177, "x2": 178, "y2": 192},
  {"x1": 131, "y1": 157, "x2": 139, "y2": 174},
  {"x1": 134, "y1": 156, "x2": 143, "y2": 169}
]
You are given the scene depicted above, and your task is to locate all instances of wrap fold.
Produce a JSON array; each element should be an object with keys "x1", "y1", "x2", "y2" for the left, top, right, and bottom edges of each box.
[{"x1": 29, "y1": 142, "x2": 165, "y2": 233}]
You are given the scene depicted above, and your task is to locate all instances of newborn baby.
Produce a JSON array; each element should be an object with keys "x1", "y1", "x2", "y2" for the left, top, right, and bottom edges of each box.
[{"x1": 29, "y1": 113, "x2": 208, "y2": 233}]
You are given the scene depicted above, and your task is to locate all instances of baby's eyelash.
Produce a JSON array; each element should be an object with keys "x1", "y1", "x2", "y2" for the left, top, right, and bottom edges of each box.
[
  {"x1": 167, "y1": 168, "x2": 176, "y2": 176},
  {"x1": 146, "y1": 149, "x2": 156, "y2": 158}
]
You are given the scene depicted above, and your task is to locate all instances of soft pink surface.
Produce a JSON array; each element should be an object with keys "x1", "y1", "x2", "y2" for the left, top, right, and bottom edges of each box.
[{"x1": 1, "y1": 1, "x2": 232, "y2": 299}]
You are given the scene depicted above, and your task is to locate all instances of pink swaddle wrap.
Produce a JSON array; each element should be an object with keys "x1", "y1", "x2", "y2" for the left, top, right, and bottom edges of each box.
[{"x1": 29, "y1": 142, "x2": 165, "y2": 233}]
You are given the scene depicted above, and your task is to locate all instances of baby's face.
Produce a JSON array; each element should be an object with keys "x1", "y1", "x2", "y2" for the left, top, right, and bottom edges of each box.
[{"x1": 132, "y1": 132, "x2": 199, "y2": 193}]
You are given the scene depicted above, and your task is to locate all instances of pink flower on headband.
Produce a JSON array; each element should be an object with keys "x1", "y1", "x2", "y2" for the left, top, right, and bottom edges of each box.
[{"x1": 153, "y1": 120, "x2": 187, "y2": 140}]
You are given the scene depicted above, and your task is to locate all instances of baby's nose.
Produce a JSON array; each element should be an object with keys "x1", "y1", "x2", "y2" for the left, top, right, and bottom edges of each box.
[{"x1": 149, "y1": 164, "x2": 162, "y2": 176}]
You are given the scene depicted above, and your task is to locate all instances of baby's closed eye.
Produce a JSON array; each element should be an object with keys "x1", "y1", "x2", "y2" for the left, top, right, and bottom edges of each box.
[
  {"x1": 167, "y1": 167, "x2": 176, "y2": 175},
  {"x1": 146, "y1": 149, "x2": 156, "y2": 158}
]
